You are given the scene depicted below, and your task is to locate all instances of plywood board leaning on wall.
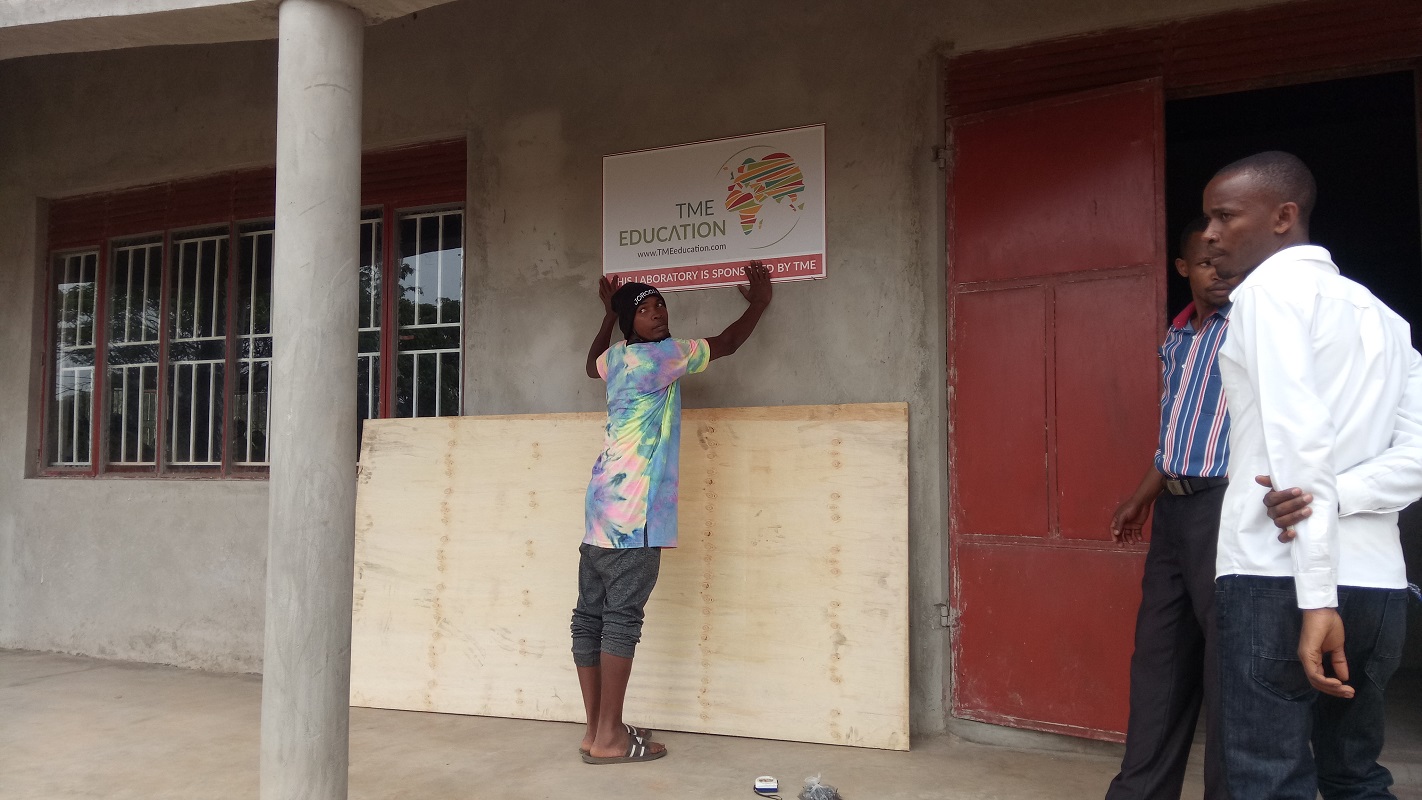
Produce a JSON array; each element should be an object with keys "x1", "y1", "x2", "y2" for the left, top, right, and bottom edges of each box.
[{"x1": 351, "y1": 403, "x2": 909, "y2": 750}]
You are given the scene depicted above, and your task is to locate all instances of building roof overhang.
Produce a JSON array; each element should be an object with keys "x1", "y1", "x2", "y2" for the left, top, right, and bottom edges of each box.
[{"x1": 0, "y1": 0, "x2": 457, "y2": 61}]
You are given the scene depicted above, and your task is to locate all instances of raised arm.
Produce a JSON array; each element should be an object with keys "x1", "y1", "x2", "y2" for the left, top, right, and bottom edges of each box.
[
  {"x1": 707, "y1": 263, "x2": 772, "y2": 360},
  {"x1": 586, "y1": 275, "x2": 620, "y2": 379}
]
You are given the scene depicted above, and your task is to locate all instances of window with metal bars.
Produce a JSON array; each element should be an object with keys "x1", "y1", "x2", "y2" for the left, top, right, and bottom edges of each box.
[{"x1": 41, "y1": 203, "x2": 464, "y2": 476}]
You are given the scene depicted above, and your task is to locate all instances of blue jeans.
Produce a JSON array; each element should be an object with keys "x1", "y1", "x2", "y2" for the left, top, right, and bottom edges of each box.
[{"x1": 1215, "y1": 576, "x2": 1409, "y2": 799}]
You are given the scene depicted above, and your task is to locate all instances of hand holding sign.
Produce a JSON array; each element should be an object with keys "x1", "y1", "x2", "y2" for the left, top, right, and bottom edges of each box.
[
  {"x1": 739, "y1": 262, "x2": 773, "y2": 308},
  {"x1": 599, "y1": 274, "x2": 621, "y2": 317}
]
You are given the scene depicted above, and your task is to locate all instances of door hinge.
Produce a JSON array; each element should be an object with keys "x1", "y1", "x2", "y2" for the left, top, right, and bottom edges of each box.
[
  {"x1": 932, "y1": 145, "x2": 951, "y2": 170},
  {"x1": 935, "y1": 602, "x2": 959, "y2": 628}
]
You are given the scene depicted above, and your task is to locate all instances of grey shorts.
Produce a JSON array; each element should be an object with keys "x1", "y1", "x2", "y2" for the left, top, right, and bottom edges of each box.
[{"x1": 569, "y1": 543, "x2": 662, "y2": 666}]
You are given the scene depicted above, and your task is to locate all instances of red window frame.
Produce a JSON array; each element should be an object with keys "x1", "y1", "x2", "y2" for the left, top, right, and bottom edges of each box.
[{"x1": 37, "y1": 139, "x2": 467, "y2": 478}]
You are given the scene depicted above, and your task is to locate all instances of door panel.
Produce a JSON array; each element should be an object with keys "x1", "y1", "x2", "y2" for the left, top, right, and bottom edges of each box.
[
  {"x1": 953, "y1": 287, "x2": 1050, "y2": 537},
  {"x1": 948, "y1": 80, "x2": 1165, "y2": 741},
  {"x1": 954, "y1": 541, "x2": 1145, "y2": 734},
  {"x1": 952, "y1": 86, "x2": 1161, "y2": 284},
  {"x1": 1055, "y1": 274, "x2": 1162, "y2": 540}
]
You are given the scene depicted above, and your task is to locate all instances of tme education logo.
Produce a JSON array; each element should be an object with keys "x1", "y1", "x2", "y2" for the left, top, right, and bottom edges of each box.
[{"x1": 719, "y1": 147, "x2": 807, "y2": 249}]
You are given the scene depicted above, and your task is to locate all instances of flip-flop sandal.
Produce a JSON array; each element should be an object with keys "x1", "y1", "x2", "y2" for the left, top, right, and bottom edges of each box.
[
  {"x1": 580, "y1": 730, "x2": 667, "y2": 765},
  {"x1": 578, "y1": 723, "x2": 652, "y2": 756}
]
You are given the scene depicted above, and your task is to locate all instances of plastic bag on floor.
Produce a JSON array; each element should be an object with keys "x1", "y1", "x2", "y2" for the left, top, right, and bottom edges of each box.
[{"x1": 799, "y1": 774, "x2": 843, "y2": 800}]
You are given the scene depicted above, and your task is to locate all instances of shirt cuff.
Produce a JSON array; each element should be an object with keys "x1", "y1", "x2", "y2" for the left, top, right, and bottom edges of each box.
[
  {"x1": 1294, "y1": 570, "x2": 1338, "y2": 609},
  {"x1": 1336, "y1": 472, "x2": 1408, "y2": 517},
  {"x1": 1336, "y1": 473, "x2": 1366, "y2": 516}
]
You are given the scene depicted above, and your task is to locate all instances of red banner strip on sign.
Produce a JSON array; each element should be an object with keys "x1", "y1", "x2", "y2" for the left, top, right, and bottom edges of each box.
[{"x1": 611, "y1": 254, "x2": 825, "y2": 292}]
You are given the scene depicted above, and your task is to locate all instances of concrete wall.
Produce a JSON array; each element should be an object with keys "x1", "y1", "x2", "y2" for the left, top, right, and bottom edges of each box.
[{"x1": 0, "y1": 0, "x2": 1289, "y2": 733}]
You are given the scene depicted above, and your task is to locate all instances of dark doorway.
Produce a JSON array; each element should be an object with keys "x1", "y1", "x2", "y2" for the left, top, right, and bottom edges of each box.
[
  {"x1": 1166, "y1": 69, "x2": 1422, "y2": 772},
  {"x1": 1166, "y1": 71, "x2": 1422, "y2": 347}
]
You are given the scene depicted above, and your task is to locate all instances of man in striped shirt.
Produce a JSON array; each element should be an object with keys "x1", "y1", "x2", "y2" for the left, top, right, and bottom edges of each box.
[{"x1": 1106, "y1": 217, "x2": 1237, "y2": 800}]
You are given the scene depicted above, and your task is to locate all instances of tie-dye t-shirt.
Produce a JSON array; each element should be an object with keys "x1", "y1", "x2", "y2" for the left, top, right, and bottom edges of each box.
[{"x1": 585, "y1": 338, "x2": 710, "y2": 549}]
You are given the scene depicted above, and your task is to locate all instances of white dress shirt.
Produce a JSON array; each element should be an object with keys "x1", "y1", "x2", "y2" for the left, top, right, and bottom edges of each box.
[{"x1": 1216, "y1": 244, "x2": 1422, "y2": 609}]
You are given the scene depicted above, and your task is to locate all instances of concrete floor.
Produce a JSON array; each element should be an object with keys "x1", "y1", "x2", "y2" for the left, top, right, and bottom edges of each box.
[{"x1": 2, "y1": 650, "x2": 1419, "y2": 800}]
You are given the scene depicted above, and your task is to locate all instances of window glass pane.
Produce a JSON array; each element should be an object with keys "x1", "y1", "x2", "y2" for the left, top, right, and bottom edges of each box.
[
  {"x1": 395, "y1": 208, "x2": 462, "y2": 419},
  {"x1": 417, "y1": 216, "x2": 441, "y2": 325},
  {"x1": 396, "y1": 216, "x2": 418, "y2": 328},
  {"x1": 439, "y1": 212, "x2": 463, "y2": 325},
  {"x1": 47, "y1": 251, "x2": 98, "y2": 466},
  {"x1": 166, "y1": 229, "x2": 227, "y2": 466},
  {"x1": 439, "y1": 350, "x2": 460, "y2": 418},
  {"x1": 107, "y1": 239, "x2": 162, "y2": 465},
  {"x1": 234, "y1": 224, "x2": 272, "y2": 466}
]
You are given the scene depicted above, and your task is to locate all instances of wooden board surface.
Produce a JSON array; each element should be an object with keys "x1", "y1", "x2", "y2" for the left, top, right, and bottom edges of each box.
[{"x1": 350, "y1": 403, "x2": 909, "y2": 750}]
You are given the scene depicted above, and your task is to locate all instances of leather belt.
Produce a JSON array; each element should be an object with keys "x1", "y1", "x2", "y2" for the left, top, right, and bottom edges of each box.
[{"x1": 1163, "y1": 475, "x2": 1229, "y2": 496}]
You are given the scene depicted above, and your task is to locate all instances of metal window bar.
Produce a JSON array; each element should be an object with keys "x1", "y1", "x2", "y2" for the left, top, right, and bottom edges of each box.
[
  {"x1": 120, "y1": 366, "x2": 127, "y2": 459},
  {"x1": 413, "y1": 217, "x2": 422, "y2": 326},
  {"x1": 175, "y1": 240, "x2": 187, "y2": 341},
  {"x1": 122, "y1": 248, "x2": 134, "y2": 342},
  {"x1": 435, "y1": 214, "x2": 443, "y2": 326},
  {"x1": 209, "y1": 239, "x2": 220, "y2": 339},
  {"x1": 191, "y1": 240, "x2": 204, "y2": 340}
]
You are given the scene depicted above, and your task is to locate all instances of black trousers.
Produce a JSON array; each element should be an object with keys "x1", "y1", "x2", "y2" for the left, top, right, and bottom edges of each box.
[{"x1": 1106, "y1": 483, "x2": 1229, "y2": 800}]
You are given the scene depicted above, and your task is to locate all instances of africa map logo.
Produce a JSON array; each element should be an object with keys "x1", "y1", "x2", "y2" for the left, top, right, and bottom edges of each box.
[{"x1": 720, "y1": 148, "x2": 807, "y2": 246}]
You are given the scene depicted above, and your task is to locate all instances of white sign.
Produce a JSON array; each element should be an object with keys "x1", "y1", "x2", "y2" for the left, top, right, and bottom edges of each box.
[{"x1": 603, "y1": 125, "x2": 826, "y2": 291}]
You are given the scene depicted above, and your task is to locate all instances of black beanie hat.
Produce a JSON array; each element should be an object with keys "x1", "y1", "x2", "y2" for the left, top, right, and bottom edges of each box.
[{"x1": 611, "y1": 282, "x2": 662, "y2": 340}]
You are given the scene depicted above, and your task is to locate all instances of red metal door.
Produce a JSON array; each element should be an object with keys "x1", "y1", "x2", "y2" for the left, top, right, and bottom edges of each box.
[{"x1": 947, "y1": 81, "x2": 1166, "y2": 740}]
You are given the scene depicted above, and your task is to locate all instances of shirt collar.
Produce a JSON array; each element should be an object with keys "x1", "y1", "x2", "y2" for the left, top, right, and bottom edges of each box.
[
  {"x1": 1229, "y1": 244, "x2": 1337, "y2": 302},
  {"x1": 1171, "y1": 300, "x2": 1231, "y2": 331}
]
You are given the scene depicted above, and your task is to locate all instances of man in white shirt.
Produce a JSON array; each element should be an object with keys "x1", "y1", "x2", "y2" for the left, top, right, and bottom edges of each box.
[{"x1": 1203, "y1": 150, "x2": 1422, "y2": 799}]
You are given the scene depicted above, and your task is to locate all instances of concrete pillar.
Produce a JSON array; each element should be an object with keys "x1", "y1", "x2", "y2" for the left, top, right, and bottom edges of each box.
[{"x1": 259, "y1": 1, "x2": 363, "y2": 798}]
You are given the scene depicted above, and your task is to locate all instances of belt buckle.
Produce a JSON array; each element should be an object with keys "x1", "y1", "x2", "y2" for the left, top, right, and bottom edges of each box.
[{"x1": 1165, "y1": 478, "x2": 1193, "y2": 496}]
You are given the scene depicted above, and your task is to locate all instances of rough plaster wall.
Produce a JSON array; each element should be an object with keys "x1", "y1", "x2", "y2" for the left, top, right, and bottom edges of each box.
[
  {"x1": 0, "y1": 40, "x2": 281, "y2": 673},
  {"x1": 0, "y1": 0, "x2": 1294, "y2": 730}
]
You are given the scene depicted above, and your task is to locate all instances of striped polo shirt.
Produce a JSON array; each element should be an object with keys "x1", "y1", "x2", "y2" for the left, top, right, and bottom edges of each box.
[{"x1": 1154, "y1": 301, "x2": 1231, "y2": 479}]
